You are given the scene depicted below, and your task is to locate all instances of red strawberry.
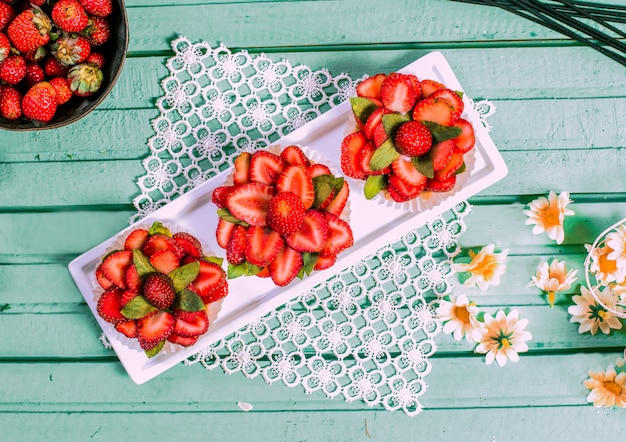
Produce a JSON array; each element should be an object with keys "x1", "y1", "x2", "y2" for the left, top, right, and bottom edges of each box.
[
  {"x1": 51, "y1": 34, "x2": 91, "y2": 67},
  {"x1": 0, "y1": 3, "x2": 14, "y2": 33},
  {"x1": 78, "y1": 0, "x2": 113, "y2": 17},
  {"x1": 143, "y1": 273, "x2": 176, "y2": 309},
  {"x1": 25, "y1": 62, "x2": 45, "y2": 86},
  {"x1": 430, "y1": 139, "x2": 456, "y2": 171},
  {"x1": 380, "y1": 73, "x2": 417, "y2": 113},
  {"x1": 49, "y1": 76, "x2": 73, "y2": 104},
  {"x1": 81, "y1": 15, "x2": 110, "y2": 46},
  {"x1": 173, "y1": 309, "x2": 209, "y2": 338},
  {"x1": 85, "y1": 51, "x2": 104, "y2": 68},
  {"x1": 173, "y1": 232, "x2": 203, "y2": 259},
  {"x1": 0, "y1": 85, "x2": 22, "y2": 120},
  {"x1": 249, "y1": 150, "x2": 286, "y2": 185},
  {"x1": 420, "y1": 79, "x2": 445, "y2": 98},
  {"x1": 142, "y1": 234, "x2": 184, "y2": 259},
  {"x1": 22, "y1": 81, "x2": 57, "y2": 123},
  {"x1": 167, "y1": 333, "x2": 198, "y2": 347},
  {"x1": 280, "y1": 145, "x2": 310, "y2": 168},
  {"x1": 451, "y1": 118, "x2": 475, "y2": 153},
  {"x1": 276, "y1": 164, "x2": 315, "y2": 209},
  {"x1": 407, "y1": 74, "x2": 422, "y2": 100},
  {"x1": 43, "y1": 56, "x2": 68, "y2": 77},
  {"x1": 314, "y1": 254, "x2": 336, "y2": 271},
  {"x1": 199, "y1": 278, "x2": 228, "y2": 304},
  {"x1": 67, "y1": 62, "x2": 102, "y2": 96},
  {"x1": 267, "y1": 191, "x2": 306, "y2": 236},
  {"x1": 372, "y1": 121, "x2": 389, "y2": 147},
  {"x1": 115, "y1": 320, "x2": 138, "y2": 338},
  {"x1": 340, "y1": 131, "x2": 368, "y2": 179},
  {"x1": 189, "y1": 259, "x2": 227, "y2": 298},
  {"x1": 388, "y1": 172, "x2": 425, "y2": 200},
  {"x1": 0, "y1": 54, "x2": 26, "y2": 85},
  {"x1": 0, "y1": 32, "x2": 10, "y2": 62},
  {"x1": 149, "y1": 249, "x2": 180, "y2": 274},
  {"x1": 430, "y1": 88, "x2": 464, "y2": 119},
  {"x1": 391, "y1": 157, "x2": 428, "y2": 188},
  {"x1": 356, "y1": 73, "x2": 387, "y2": 101},
  {"x1": 256, "y1": 267, "x2": 270, "y2": 278},
  {"x1": 286, "y1": 209, "x2": 329, "y2": 253},
  {"x1": 100, "y1": 250, "x2": 133, "y2": 289},
  {"x1": 124, "y1": 228, "x2": 149, "y2": 250},
  {"x1": 435, "y1": 146, "x2": 465, "y2": 181},
  {"x1": 226, "y1": 224, "x2": 247, "y2": 265},
  {"x1": 394, "y1": 121, "x2": 433, "y2": 156},
  {"x1": 96, "y1": 288, "x2": 126, "y2": 324},
  {"x1": 308, "y1": 163, "x2": 332, "y2": 178},
  {"x1": 357, "y1": 141, "x2": 388, "y2": 176},
  {"x1": 245, "y1": 225, "x2": 284, "y2": 267},
  {"x1": 268, "y1": 245, "x2": 303, "y2": 287},
  {"x1": 387, "y1": 183, "x2": 409, "y2": 202},
  {"x1": 363, "y1": 106, "x2": 391, "y2": 141},
  {"x1": 120, "y1": 289, "x2": 138, "y2": 307},
  {"x1": 211, "y1": 185, "x2": 234, "y2": 209},
  {"x1": 225, "y1": 182, "x2": 274, "y2": 226},
  {"x1": 412, "y1": 96, "x2": 455, "y2": 126},
  {"x1": 137, "y1": 310, "x2": 175, "y2": 350},
  {"x1": 216, "y1": 217, "x2": 237, "y2": 249},
  {"x1": 426, "y1": 174, "x2": 457, "y2": 192},
  {"x1": 325, "y1": 180, "x2": 349, "y2": 217},
  {"x1": 52, "y1": 0, "x2": 89, "y2": 33},
  {"x1": 124, "y1": 264, "x2": 143, "y2": 293},
  {"x1": 233, "y1": 151, "x2": 251, "y2": 185},
  {"x1": 7, "y1": 7, "x2": 51, "y2": 53},
  {"x1": 95, "y1": 264, "x2": 114, "y2": 290},
  {"x1": 321, "y1": 212, "x2": 353, "y2": 256}
]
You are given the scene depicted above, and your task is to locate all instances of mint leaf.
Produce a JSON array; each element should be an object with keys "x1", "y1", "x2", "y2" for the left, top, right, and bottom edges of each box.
[
  {"x1": 382, "y1": 113, "x2": 410, "y2": 137},
  {"x1": 350, "y1": 97, "x2": 379, "y2": 125},
  {"x1": 217, "y1": 208, "x2": 249, "y2": 226},
  {"x1": 455, "y1": 162, "x2": 466, "y2": 175},
  {"x1": 132, "y1": 249, "x2": 156, "y2": 277},
  {"x1": 333, "y1": 176, "x2": 345, "y2": 194},
  {"x1": 369, "y1": 139, "x2": 399, "y2": 171},
  {"x1": 412, "y1": 155, "x2": 434, "y2": 179},
  {"x1": 121, "y1": 296, "x2": 158, "y2": 319},
  {"x1": 173, "y1": 288, "x2": 205, "y2": 312},
  {"x1": 227, "y1": 262, "x2": 262, "y2": 279},
  {"x1": 298, "y1": 252, "x2": 318, "y2": 279},
  {"x1": 148, "y1": 222, "x2": 172, "y2": 237},
  {"x1": 144, "y1": 340, "x2": 165, "y2": 358},
  {"x1": 168, "y1": 261, "x2": 200, "y2": 293},
  {"x1": 312, "y1": 174, "x2": 336, "y2": 209},
  {"x1": 364, "y1": 175, "x2": 386, "y2": 199},
  {"x1": 204, "y1": 255, "x2": 224, "y2": 266},
  {"x1": 455, "y1": 90, "x2": 464, "y2": 99},
  {"x1": 422, "y1": 121, "x2": 462, "y2": 143}
]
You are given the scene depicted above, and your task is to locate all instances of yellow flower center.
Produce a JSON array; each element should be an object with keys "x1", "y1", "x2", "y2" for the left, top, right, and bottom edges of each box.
[
  {"x1": 471, "y1": 253, "x2": 499, "y2": 279},
  {"x1": 453, "y1": 305, "x2": 471, "y2": 324},
  {"x1": 598, "y1": 250, "x2": 618, "y2": 275},
  {"x1": 539, "y1": 204, "x2": 562, "y2": 228},
  {"x1": 598, "y1": 310, "x2": 607, "y2": 319},
  {"x1": 603, "y1": 380, "x2": 623, "y2": 396}
]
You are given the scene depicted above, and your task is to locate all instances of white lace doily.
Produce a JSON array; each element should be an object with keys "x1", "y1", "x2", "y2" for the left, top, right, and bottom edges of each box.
[{"x1": 131, "y1": 37, "x2": 495, "y2": 415}]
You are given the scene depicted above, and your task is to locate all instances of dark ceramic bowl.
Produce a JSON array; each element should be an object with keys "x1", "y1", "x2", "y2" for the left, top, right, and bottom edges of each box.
[{"x1": 0, "y1": 0, "x2": 129, "y2": 131}]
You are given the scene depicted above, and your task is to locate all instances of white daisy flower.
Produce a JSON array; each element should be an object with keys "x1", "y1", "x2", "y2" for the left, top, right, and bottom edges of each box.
[
  {"x1": 475, "y1": 309, "x2": 532, "y2": 367},
  {"x1": 529, "y1": 258, "x2": 577, "y2": 307},
  {"x1": 524, "y1": 191, "x2": 574, "y2": 244},
  {"x1": 436, "y1": 295, "x2": 484, "y2": 343},
  {"x1": 584, "y1": 366, "x2": 626, "y2": 408},
  {"x1": 568, "y1": 286, "x2": 623, "y2": 335},
  {"x1": 587, "y1": 243, "x2": 626, "y2": 286},
  {"x1": 450, "y1": 244, "x2": 508, "y2": 290}
]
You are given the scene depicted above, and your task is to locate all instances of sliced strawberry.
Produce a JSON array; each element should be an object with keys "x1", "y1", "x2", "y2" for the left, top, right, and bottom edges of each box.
[
  {"x1": 358, "y1": 142, "x2": 388, "y2": 176},
  {"x1": 276, "y1": 165, "x2": 315, "y2": 209},
  {"x1": 142, "y1": 234, "x2": 184, "y2": 259},
  {"x1": 225, "y1": 182, "x2": 274, "y2": 226},
  {"x1": 256, "y1": 267, "x2": 270, "y2": 278},
  {"x1": 363, "y1": 106, "x2": 391, "y2": 141},
  {"x1": 372, "y1": 122, "x2": 389, "y2": 147},
  {"x1": 233, "y1": 152, "x2": 251, "y2": 185},
  {"x1": 420, "y1": 79, "x2": 445, "y2": 98},
  {"x1": 391, "y1": 157, "x2": 428, "y2": 188},
  {"x1": 430, "y1": 88, "x2": 464, "y2": 119},
  {"x1": 281, "y1": 145, "x2": 310, "y2": 168},
  {"x1": 167, "y1": 333, "x2": 199, "y2": 347},
  {"x1": 149, "y1": 249, "x2": 180, "y2": 274},
  {"x1": 412, "y1": 96, "x2": 455, "y2": 126},
  {"x1": 308, "y1": 163, "x2": 332, "y2": 178},
  {"x1": 211, "y1": 185, "x2": 235, "y2": 209},
  {"x1": 173, "y1": 232, "x2": 203, "y2": 259},
  {"x1": 407, "y1": 74, "x2": 422, "y2": 100},
  {"x1": 124, "y1": 229, "x2": 149, "y2": 250},
  {"x1": 199, "y1": 278, "x2": 228, "y2": 304},
  {"x1": 173, "y1": 309, "x2": 209, "y2": 338},
  {"x1": 314, "y1": 254, "x2": 336, "y2": 270},
  {"x1": 125, "y1": 264, "x2": 143, "y2": 292},
  {"x1": 95, "y1": 264, "x2": 114, "y2": 290},
  {"x1": 96, "y1": 288, "x2": 126, "y2": 324},
  {"x1": 380, "y1": 73, "x2": 417, "y2": 113},
  {"x1": 388, "y1": 172, "x2": 425, "y2": 200},
  {"x1": 356, "y1": 73, "x2": 387, "y2": 100},
  {"x1": 426, "y1": 174, "x2": 457, "y2": 192},
  {"x1": 387, "y1": 183, "x2": 409, "y2": 202},
  {"x1": 115, "y1": 320, "x2": 138, "y2": 338},
  {"x1": 451, "y1": 118, "x2": 475, "y2": 153},
  {"x1": 340, "y1": 131, "x2": 368, "y2": 179},
  {"x1": 137, "y1": 310, "x2": 175, "y2": 350},
  {"x1": 269, "y1": 245, "x2": 303, "y2": 287},
  {"x1": 321, "y1": 212, "x2": 354, "y2": 256},
  {"x1": 226, "y1": 225, "x2": 247, "y2": 265},
  {"x1": 100, "y1": 250, "x2": 133, "y2": 289},
  {"x1": 120, "y1": 289, "x2": 139, "y2": 307},
  {"x1": 249, "y1": 150, "x2": 286, "y2": 185},
  {"x1": 286, "y1": 209, "x2": 329, "y2": 253},
  {"x1": 190, "y1": 259, "x2": 227, "y2": 297},
  {"x1": 435, "y1": 146, "x2": 465, "y2": 181},
  {"x1": 430, "y1": 139, "x2": 456, "y2": 171},
  {"x1": 266, "y1": 192, "x2": 306, "y2": 236},
  {"x1": 325, "y1": 180, "x2": 350, "y2": 216},
  {"x1": 245, "y1": 225, "x2": 284, "y2": 267},
  {"x1": 216, "y1": 217, "x2": 237, "y2": 249}
]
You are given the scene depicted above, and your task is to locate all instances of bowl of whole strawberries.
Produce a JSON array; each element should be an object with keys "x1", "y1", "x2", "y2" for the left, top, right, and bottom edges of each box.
[{"x1": 0, "y1": 0, "x2": 128, "y2": 130}]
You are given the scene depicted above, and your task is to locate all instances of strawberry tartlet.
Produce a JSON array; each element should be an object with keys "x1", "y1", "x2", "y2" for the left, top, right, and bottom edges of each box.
[
  {"x1": 94, "y1": 221, "x2": 228, "y2": 357},
  {"x1": 211, "y1": 145, "x2": 354, "y2": 287}
]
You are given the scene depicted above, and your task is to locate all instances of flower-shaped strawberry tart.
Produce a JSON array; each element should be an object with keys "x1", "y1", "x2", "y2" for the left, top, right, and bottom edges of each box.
[
  {"x1": 94, "y1": 222, "x2": 228, "y2": 357},
  {"x1": 212, "y1": 145, "x2": 354, "y2": 287},
  {"x1": 341, "y1": 72, "x2": 476, "y2": 202}
]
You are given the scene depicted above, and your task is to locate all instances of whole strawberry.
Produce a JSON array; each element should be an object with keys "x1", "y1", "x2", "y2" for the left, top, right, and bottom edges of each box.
[
  {"x1": 43, "y1": 55, "x2": 68, "y2": 77},
  {"x1": 78, "y1": 0, "x2": 112, "y2": 17},
  {"x1": 394, "y1": 121, "x2": 433, "y2": 156},
  {"x1": 49, "y1": 76, "x2": 73, "y2": 104},
  {"x1": 85, "y1": 51, "x2": 104, "y2": 68},
  {"x1": 0, "y1": 2, "x2": 14, "y2": 32},
  {"x1": 0, "y1": 84, "x2": 22, "y2": 120},
  {"x1": 7, "y1": 6, "x2": 52, "y2": 53},
  {"x1": 0, "y1": 54, "x2": 26, "y2": 84},
  {"x1": 51, "y1": 34, "x2": 91, "y2": 66},
  {"x1": 67, "y1": 61, "x2": 102, "y2": 96},
  {"x1": 81, "y1": 15, "x2": 109, "y2": 46},
  {"x1": 267, "y1": 191, "x2": 306, "y2": 236},
  {"x1": 52, "y1": 0, "x2": 89, "y2": 33},
  {"x1": 22, "y1": 81, "x2": 57, "y2": 123},
  {"x1": 25, "y1": 61, "x2": 45, "y2": 86},
  {"x1": 0, "y1": 31, "x2": 10, "y2": 63},
  {"x1": 143, "y1": 273, "x2": 176, "y2": 310}
]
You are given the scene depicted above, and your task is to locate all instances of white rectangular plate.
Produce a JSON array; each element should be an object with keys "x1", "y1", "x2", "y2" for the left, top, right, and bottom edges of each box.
[{"x1": 68, "y1": 51, "x2": 507, "y2": 384}]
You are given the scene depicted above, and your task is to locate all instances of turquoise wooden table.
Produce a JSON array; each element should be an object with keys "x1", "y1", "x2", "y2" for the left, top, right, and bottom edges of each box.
[{"x1": 1, "y1": 0, "x2": 626, "y2": 440}]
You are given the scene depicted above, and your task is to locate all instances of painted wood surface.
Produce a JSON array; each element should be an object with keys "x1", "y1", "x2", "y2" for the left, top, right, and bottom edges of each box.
[{"x1": 1, "y1": 0, "x2": 625, "y2": 440}]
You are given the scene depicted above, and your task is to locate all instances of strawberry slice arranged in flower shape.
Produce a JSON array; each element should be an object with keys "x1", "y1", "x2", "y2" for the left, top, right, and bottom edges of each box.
[
  {"x1": 94, "y1": 221, "x2": 229, "y2": 357},
  {"x1": 213, "y1": 145, "x2": 354, "y2": 286},
  {"x1": 343, "y1": 72, "x2": 477, "y2": 202}
]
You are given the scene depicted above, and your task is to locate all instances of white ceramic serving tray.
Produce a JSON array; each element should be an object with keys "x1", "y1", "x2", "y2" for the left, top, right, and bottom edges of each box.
[{"x1": 68, "y1": 51, "x2": 507, "y2": 384}]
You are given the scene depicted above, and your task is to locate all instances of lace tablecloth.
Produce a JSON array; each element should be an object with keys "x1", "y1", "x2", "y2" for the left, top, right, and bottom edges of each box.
[{"x1": 130, "y1": 37, "x2": 493, "y2": 415}]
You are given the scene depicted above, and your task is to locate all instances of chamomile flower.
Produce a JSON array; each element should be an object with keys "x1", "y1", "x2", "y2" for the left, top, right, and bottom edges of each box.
[
  {"x1": 586, "y1": 243, "x2": 626, "y2": 286},
  {"x1": 606, "y1": 224, "x2": 626, "y2": 269},
  {"x1": 450, "y1": 244, "x2": 508, "y2": 290},
  {"x1": 529, "y1": 259, "x2": 577, "y2": 307},
  {"x1": 475, "y1": 309, "x2": 532, "y2": 367},
  {"x1": 584, "y1": 366, "x2": 626, "y2": 408},
  {"x1": 568, "y1": 286, "x2": 623, "y2": 335},
  {"x1": 436, "y1": 295, "x2": 484, "y2": 343},
  {"x1": 524, "y1": 191, "x2": 574, "y2": 244}
]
